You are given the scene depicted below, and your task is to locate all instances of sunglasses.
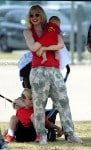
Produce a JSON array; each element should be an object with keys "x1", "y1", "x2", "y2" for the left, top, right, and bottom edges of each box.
[{"x1": 30, "y1": 13, "x2": 40, "y2": 18}]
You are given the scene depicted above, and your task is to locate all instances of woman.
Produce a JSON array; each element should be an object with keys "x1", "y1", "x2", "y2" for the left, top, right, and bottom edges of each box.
[{"x1": 24, "y1": 5, "x2": 83, "y2": 144}]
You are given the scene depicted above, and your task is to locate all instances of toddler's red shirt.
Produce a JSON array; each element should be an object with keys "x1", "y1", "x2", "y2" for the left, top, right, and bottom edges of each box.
[{"x1": 16, "y1": 107, "x2": 51, "y2": 127}]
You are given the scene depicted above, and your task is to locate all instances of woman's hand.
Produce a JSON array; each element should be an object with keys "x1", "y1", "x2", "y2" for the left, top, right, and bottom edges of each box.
[{"x1": 36, "y1": 47, "x2": 44, "y2": 56}]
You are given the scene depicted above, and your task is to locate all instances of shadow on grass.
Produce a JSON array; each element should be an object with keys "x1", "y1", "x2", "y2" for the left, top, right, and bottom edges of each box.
[
  {"x1": 8, "y1": 137, "x2": 91, "y2": 150},
  {"x1": 2, "y1": 122, "x2": 91, "y2": 150},
  {"x1": 81, "y1": 137, "x2": 91, "y2": 147}
]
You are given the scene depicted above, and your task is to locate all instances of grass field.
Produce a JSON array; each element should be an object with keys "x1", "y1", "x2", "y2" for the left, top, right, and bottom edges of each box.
[
  {"x1": 0, "y1": 52, "x2": 23, "y2": 60},
  {"x1": 1, "y1": 121, "x2": 91, "y2": 150},
  {"x1": 0, "y1": 50, "x2": 91, "y2": 61}
]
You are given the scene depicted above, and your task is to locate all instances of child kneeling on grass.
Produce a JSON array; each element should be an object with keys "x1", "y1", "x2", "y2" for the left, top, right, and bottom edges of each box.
[{"x1": 4, "y1": 88, "x2": 63, "y2": 144}]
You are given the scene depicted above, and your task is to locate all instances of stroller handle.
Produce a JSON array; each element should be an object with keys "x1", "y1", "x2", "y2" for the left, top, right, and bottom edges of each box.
[{"x1": 0, "y1": 94, "x2": 13, "y2": 103}]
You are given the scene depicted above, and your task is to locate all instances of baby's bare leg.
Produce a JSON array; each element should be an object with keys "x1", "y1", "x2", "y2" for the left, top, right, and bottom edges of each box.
[
  {"x1": 41, "y1": 52, "x2": 47, "y2": 64},
  {"x1": 55, "y1": 51, "x2": 59, "y2": 60}
]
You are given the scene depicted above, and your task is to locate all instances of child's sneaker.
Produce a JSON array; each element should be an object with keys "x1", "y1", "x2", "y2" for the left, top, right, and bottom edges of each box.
[
  {"x1": 4, "y1": 134, "x2": 14, "y2": 143},
  {"x1": 39, "y1": 135, "x2": 47, "y2": 145},
  {"x1": 35, "y1": 134, "x2": 41, "y2": 142}
]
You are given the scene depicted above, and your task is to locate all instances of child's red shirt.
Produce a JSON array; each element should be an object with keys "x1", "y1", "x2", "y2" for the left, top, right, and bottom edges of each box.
[
  {"x1": 38, "y1": 22, "x2": 59, "y2": 46},
  {"x1": 16, "y1": 107, "x2": 51, "y2": 128}
]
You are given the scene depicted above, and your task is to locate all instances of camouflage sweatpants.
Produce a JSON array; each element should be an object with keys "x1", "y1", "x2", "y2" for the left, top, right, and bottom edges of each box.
[{"x1": 30, "y1": 67, "x2": 74, "y2": 135}]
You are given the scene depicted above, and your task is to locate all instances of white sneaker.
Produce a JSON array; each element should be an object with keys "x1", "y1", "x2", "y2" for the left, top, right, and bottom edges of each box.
[
  {"x1": 39, "y1": 135, "x2": 47, "y2": 145},
  {"x1": 67, "y1": 134, "x2": 83, "y2": 144}
]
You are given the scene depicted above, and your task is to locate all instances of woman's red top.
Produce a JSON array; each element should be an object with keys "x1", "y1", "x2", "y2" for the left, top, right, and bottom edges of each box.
[{"x1": 31, "y1": 28, "x2": 60, "y2": 68}]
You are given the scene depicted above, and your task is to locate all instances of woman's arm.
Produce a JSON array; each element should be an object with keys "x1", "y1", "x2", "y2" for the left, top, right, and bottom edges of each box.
[
  {"x1": 24, "y1": 30, "x2": 64, "y2": 55},
  {"x1": 23, "y1": 29, "x2": 42, "y2": 52}
]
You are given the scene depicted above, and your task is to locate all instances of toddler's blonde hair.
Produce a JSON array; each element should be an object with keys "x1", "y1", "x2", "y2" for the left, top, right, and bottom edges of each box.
[{"x1": 22, "y1": 88, "x2": 32, "y2": 100}]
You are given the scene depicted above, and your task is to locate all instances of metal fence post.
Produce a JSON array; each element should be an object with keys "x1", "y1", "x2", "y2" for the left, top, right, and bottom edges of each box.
[{"x1": 70, "y1": 1, "x2": 75, "y2": 64}]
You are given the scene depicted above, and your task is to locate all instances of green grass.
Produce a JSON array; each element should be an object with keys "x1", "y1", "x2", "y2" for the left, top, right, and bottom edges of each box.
[
  {"x1": 1, "y1": 121, "x2": 91, "y2": 150},
  {"x1": 0, "y1": 52, "x2": 24, "y2": 60},
  {"x1": 0, "y1": 51, "x2": 91, "y2": 61}
]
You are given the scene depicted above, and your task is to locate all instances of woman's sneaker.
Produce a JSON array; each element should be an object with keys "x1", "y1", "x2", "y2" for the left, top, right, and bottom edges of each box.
[
  {"x1": 35, "y1": 134, "x2": 47, "y2": 144},
  {"x1": 39, "y1": 135, "x2": 47, "y2": 145},
  {"x1": 66, "y1": 134, "x2": 83, "y2": 144}
]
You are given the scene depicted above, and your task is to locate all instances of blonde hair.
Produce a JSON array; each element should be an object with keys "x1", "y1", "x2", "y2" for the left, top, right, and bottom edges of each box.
[
  {"x1": 21, "y1": 88, "x2": 32, "y2": 100},
  {"x1": 27, "y1": 5, "x2": 47, "y2": 29}
]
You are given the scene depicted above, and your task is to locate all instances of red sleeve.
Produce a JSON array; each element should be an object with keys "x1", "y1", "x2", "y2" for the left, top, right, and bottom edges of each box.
[
  {"x1": 38, "y1": 22, "x2": 59, "y2": 46},
  {"x1": 45, "y1": 116, "x2": 51, "y2": 126}
]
